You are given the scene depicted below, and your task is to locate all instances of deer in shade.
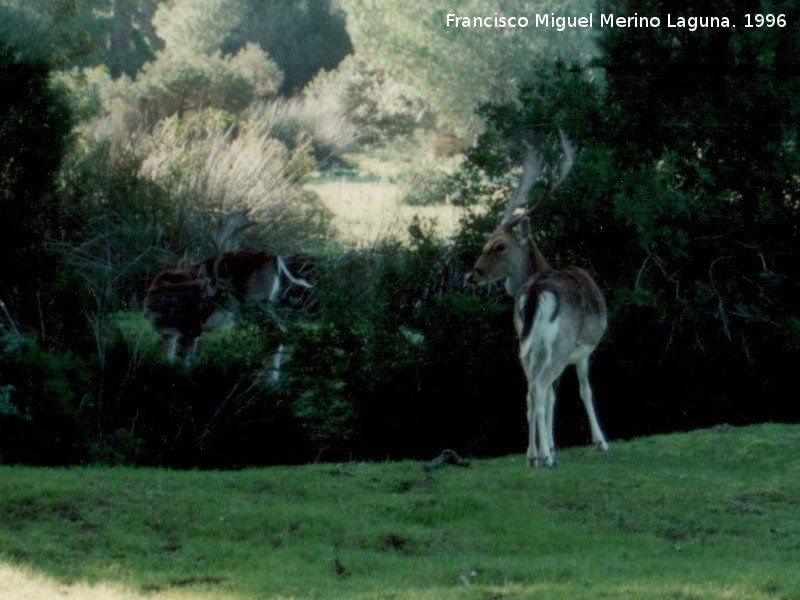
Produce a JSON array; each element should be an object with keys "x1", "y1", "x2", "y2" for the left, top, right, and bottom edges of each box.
[
  {"x1": 144, "y1": 210, "x2": 312, "y2": 378},
  {"x1": 465, "y1": 134, "x2": 608, "y2": 467}
]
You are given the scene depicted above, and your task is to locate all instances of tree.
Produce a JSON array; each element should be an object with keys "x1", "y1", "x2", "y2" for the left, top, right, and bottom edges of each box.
[
  {"x1": 0, "y1": 39, "x2": 74, "y2": 329},
  {"x1": 235, "y1": 0, "x2": 353, "y2": 95},
  {"x1": 98, "y1": 0, "x2": 282, "y2": 126},
  {"x1": 341, "y1": 0, "x2": 598, "y2": 135},
  {"x1": 0, "y1": 0, "x2": 162, "y2": 76},
  {"x1": 597, "y1": 0, "x2": 800, "y2": 362},
  {"x1": 451, "y1": 1, "x2": 800, "y2": 436},
  {"x1": 152, "y1": 0, "x2": 243, "y2": 54}
]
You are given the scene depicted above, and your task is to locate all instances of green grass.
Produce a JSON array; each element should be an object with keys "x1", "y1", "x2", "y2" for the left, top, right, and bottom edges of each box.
[{"x1": 2, "y1": 423, "x2": 800, "y2": 599}]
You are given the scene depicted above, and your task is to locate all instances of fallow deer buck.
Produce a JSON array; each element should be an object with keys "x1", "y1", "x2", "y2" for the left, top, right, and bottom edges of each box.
[
  {"x1": 144, "y1": 210, "x2": 313, "y2": 377},
  {"x1": 466, "y1": 134, "x2": 608, "y2": 467}
]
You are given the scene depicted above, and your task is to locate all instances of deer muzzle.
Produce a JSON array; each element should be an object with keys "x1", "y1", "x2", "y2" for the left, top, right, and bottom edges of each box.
[{"x1": 464, "y1": 268, "x2": 484, "y2": 286}]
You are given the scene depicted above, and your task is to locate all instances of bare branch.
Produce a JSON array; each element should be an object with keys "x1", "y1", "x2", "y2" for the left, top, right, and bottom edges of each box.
[
  {"x1": 646, "y1": 247, "x2": 681, "y2": 300},
  {"x1": 708, "y1": 255, "x2": 732, "y2": 341}
]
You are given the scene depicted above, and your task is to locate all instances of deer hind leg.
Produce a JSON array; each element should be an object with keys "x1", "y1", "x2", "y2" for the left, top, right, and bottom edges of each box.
[
  {"x1": 181, "y1": 336, "x2": 201, "y2": 367},
  {"x1": 161, "y1": 335, "x2": 179, "y2": 362},
  {"x1": 265, "y1": 343, "x2": 285, "y2": 385},
  {"x1": 546, "y1": 384, "x2": 557, "y2": 457},
  {"x1": 527, "y1": 381, "x2": 555, "y2": 468},
  {"x1": 575, "y1": 354, "x2": 608, "y2": 451}
]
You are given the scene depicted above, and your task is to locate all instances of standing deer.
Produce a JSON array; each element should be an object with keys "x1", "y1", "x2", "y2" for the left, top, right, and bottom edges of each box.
[
  {"x1": 465, "y1": 134, "x2": 608, "y2": 467},
  {"x1": 144, "y1": 210, "x2": 313, "y2": 374}
]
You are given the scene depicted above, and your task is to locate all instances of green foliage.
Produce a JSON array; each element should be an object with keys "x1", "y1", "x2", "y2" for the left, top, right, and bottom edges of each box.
[
  {"x1": 0, "y1": 331, "x2": 94, "y2": 465},
  {"x1": 111, "y1": 43, "x2": 282, "y2": 124},
  {"x1": 591, "y1": 0, "x2": 800, "y2": 366},
  {"x1": 398, "y1": 167, "x2": 452, "y2": 206},
  {"x1": 86, "y1": 0, "x2": 285, "y2": 128},
  {"x1": 0, "y1": 37, "x2": 75, "y2": 333},
  {"x1": 93, "y1": 314, "x2": 306, "y2": 467},
  {"x1": 246, "y1": 97, "x2": 356, "y2": 167},
  {"x1": 0, "y1": 0, "x2": 162, "y2": 75},
  {"x1": 57, "y1": 139, "x2": 174, "y2": 317},
  {"x1": 288, "y1": 322, "x2": 365, "y2": 448},
  {"x1": 1, "y1": 424, "x2": 799, "y2": 598},
  {"x1": 306, "y1": 55, "x2": 432, "y2": 146},
  {"x1": 152, "y1": 0, "x2": 242, "y2": 54},
  {"x1": 341, "y1": 0, "x2": 599, "y2": 136},
  {"x1": 0, "y1": 1, "x2": 103, "y2": 67}
]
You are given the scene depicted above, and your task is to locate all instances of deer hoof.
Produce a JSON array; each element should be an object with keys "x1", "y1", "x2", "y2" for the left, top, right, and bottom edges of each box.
[{"x1": 597, "y1": 440, "x2": 609, "y2": 452}]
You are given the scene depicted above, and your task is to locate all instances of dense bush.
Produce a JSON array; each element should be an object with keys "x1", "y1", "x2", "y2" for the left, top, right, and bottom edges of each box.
[
  {"x1": 306, "y1": 56, "x2": 432, "y2": 146},
  {"x1": 92, "y1": 315, "x2": 309, "y2": 467},
  {"x1": 0, "y1": 331, "x2": 94, "y2": 465}
]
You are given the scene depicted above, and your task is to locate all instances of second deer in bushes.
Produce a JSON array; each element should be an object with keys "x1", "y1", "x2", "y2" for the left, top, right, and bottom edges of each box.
[{"x1": 144, "y1": 210, "x2": 312, "y2": 378}]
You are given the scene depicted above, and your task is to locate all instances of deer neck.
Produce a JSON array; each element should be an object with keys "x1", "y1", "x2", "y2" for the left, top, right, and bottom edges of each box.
[{"x1": 505, "y1": 236, "x2": 550, "y2": 297}]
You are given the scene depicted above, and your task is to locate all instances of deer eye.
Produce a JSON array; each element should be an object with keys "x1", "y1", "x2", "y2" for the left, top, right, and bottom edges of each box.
[{"x1": 494, "y1": 242, "x2": 507, "y2": 254}]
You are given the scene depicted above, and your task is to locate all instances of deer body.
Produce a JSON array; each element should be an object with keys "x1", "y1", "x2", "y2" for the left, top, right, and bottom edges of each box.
[
  {"x1": 466, "y1": 137, "x2": 608, "y2": 467},
  {"x1": 144, "y1": 211, "x2": 312, "y2": 374}
]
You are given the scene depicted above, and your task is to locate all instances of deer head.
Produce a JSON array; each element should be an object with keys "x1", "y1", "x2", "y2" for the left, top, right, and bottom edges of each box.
[{"x1": 465, "y1": 132, "x2": 575, "y2": 297}]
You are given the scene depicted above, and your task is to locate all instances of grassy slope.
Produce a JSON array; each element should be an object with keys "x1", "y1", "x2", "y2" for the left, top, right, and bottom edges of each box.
[{"x1": 1, "y1": 424, "x2": 799, "y2": 599}]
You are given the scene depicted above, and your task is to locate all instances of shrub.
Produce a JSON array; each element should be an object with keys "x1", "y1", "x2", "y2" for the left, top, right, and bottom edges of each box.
[
  {"x1": 398, "y1": 167, "x2": 452, "y2": 206},
  {"x1": 0, "y1": 331, "x2": 95, "y2": 465},
  {"x1": 96, "y1": 314, "x2": 309, "y2": 467},
  {"x1": 246, "y1": 97, "x2": 356, "y2": 167},
  {"x1": 135, "y1": 109, "x2": 332, "y2": 255},
  {"x1": 305, "y1": 56, "x2": 432, "y2": 147}
]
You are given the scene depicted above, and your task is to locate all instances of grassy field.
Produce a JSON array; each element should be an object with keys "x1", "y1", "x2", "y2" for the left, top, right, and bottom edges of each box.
[
  {"x1": 307, "y1": 153, "x2": 463, "y2": 246},
  {"x1": 1, "y1": 423, "x2": 800, "y2": 599}
]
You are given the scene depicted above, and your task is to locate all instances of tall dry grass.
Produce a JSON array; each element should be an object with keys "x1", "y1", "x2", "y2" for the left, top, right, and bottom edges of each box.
[{"x1": 132, "y1": 110, "x2": 331, "y2": 253}]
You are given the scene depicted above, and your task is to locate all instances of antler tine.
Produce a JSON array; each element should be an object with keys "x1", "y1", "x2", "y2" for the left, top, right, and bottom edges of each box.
[
  {"x1": 210, "y1": 209, "x2": 257, "y2": 286},
  {"x1": 553, "y1": 129, "x2": 575, "y2": 188},
  {"x1": 529, "y1": 130, "x2": 576, "y2": 213},
  {"x1": 501, "y1": 141, "x2": 543, "y2": 226},
  {"x1": 212, "y1": 209, "x2": 257, "y2": 254}
]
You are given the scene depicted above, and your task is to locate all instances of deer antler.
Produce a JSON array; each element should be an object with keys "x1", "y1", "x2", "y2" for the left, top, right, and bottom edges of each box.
[
  {"x1": 500, "y1": 141, "x2": 543, "y2": 226},
  {"x1": 500, "y1": 131, "x2": 575, "y2": 226},
  {"x1": 212, "y1": 209, "x2": 256, "y2": 254},
  {"x1": 211, "y1": 209, "x2": 257, "y2": 287}
]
